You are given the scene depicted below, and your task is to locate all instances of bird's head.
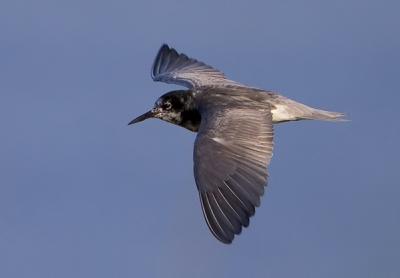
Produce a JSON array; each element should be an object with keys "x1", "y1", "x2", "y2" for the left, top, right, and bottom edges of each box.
[{"x1": 128, "y1": 90, "x2": 199, "y2": 130}]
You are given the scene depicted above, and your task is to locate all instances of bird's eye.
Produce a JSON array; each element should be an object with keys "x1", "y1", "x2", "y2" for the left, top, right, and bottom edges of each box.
[{"x1": 163, "y1": 102, "x2": 172, "y2": 110}]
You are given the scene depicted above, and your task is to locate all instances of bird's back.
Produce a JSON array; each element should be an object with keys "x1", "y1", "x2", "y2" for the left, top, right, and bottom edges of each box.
[{"x1": 194, "y1": 86, "x2": 345, "y2": 123}]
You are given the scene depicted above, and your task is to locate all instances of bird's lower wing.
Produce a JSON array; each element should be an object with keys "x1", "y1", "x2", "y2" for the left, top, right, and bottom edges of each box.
[{"x1": 194, "y1": 105, "x2": 274, "y2": 243}]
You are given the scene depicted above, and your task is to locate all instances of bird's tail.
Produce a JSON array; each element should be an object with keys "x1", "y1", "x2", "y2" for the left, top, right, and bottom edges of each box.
[
  {"x1": 304, "y1": 108, "x2": 347, "y2": 122},
  {"x1": 269, "y1": 95, "x2": 348, "y2": 123}
]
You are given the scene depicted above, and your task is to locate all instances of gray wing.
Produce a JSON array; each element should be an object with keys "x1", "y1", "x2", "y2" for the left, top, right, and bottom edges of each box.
[
  {"x1": 151, "y1": 44, "x2": 242, "y2": 89},
  {"x1": 194, "y1": 104, "x2": 274, "y2": 244}
]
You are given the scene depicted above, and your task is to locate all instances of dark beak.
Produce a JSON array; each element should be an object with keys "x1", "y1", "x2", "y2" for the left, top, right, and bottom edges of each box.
[{"x1": 128, "y1": 110, "x2": 155, "y2": 125}]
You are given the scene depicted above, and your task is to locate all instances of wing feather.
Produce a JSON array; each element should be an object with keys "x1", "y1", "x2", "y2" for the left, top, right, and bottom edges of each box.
[
  {"x1": 151, "y1": 44, "x2": 242, "y2": 88},
  {"x1": 194, "y1": 99, "x2": 274, "y2": 243}
]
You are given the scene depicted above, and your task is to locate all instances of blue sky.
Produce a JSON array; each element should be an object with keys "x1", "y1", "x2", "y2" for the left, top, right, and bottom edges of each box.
[{"x1": 0, "y1": 0, "x2": 399, "y2": 277}]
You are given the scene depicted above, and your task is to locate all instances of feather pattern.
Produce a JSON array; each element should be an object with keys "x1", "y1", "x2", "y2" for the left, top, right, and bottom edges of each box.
[
  {"x1": 151, "y1": 44, "x2": 243, "y2": 89},
  {"x1": 193, "y1": 93, "x2": 274, "y2": 243}
]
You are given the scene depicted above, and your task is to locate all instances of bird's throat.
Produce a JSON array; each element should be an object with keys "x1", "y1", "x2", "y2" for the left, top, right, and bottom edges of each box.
[{"x1": 179, "y1": 109, "x2": 201, "y2": 132}]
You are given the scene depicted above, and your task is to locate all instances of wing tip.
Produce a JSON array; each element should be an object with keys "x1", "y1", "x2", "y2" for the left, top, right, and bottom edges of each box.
[
  {"x1": 199, "y1": 191, "x2": 261, "y2": 244},
  {"x1": 159, "y1": 43, "x2": 171, "y2": 53},
  {"x1": 200, "y1": 193, "x2": 235, "y2": 244},
  {"x1": 152, "y1": 43, "x2": 172, "y2": 79}
]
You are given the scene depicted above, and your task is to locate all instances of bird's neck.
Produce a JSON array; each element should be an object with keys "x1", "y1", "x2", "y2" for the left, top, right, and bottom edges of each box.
[
  {"x1": 178, "y1": 93, "x2": 201, "y2": 132},
  {"x1": 179, "y1": 108, "x2": 201, "y2": 132}
]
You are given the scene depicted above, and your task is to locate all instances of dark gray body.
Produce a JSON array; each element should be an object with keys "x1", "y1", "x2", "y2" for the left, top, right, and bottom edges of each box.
[
  {"x1": 129, "y1": 45, "x2": 345, "y2": 244},
  {"x1": 159, "y1": 86, "x2": 344, "y2": 132}
]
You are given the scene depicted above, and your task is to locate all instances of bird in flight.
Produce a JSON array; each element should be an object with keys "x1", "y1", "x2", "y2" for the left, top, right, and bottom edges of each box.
[{"x1": 129, "y1": 44, "x2": 345, "y2": 244}]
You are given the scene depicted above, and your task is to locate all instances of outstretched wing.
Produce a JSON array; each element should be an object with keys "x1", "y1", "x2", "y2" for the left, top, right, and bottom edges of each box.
[
  {"x1": 194, "y1": 101, "x2": 274, "y2": 244},
  {"x1": 151, "y1": 44, "x2": 242, "y2": 89}
]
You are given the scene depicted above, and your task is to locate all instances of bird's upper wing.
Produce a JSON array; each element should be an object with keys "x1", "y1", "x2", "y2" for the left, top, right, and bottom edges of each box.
[
  {"x1": 151, "y1": 44, "x2": 242, "y2": 89},
  {"x1": 194, "y1": 99, "x2": 274, "y2": 244}
]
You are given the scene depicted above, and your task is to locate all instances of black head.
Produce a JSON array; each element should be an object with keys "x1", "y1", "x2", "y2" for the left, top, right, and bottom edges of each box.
[{"x1": 128, "y1": 90, "x2": 201, "y2": 131}]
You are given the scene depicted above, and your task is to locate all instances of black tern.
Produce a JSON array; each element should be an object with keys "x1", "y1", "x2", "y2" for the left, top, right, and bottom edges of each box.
[{"x1": 129, "y1": 44, "x2": 345, "y2": 244}]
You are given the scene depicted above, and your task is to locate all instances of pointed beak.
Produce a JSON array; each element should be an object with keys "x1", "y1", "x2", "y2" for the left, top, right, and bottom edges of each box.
[{"x1": 128, "y1": 110, "x2": 155, "y2": 125}]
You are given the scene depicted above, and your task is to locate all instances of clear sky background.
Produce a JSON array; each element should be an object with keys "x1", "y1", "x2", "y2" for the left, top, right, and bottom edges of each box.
[{"x1": 1, "y1": 0, "x2": 399, "y2": 277}]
